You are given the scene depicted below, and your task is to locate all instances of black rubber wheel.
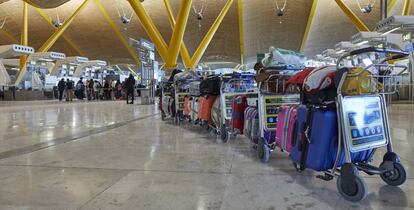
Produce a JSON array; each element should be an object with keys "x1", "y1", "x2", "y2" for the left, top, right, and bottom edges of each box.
[
  {"x1": 380, "y1": 162, "x2": 407, "y2": 186},
  {"x1": 257, "y1": 138, "x2": 270, "y2": 163},
  {"x1": 337, "y1": 174, "x2": 367, "y2": 202},
  {"x1": 161, "y1": 113, "x2": 165, "y2": 121}
]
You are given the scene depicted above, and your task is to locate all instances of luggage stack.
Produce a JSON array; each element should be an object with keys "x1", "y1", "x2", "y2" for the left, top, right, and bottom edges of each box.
[
  {"x1": 159, "y1": 46, "x2": 409, "y2": 202},
  {"x1": 252, "y1": 47, "x2": 408, "y2": 202}
]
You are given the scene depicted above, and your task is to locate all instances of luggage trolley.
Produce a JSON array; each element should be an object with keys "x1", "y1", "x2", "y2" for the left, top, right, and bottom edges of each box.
[
  {"x1": 256, "y1": 71, "x2": 300, "y2": 162},
  {"x1": 323, "y1": 47, "x2": 409, "y2": 202},
  {"x1": 217, "y1": 75, "x2": 256, "y2": 142},
  {"x1": 173, "y1": 78, "x2": 197, "y2": 125},
  {"x1": 160, "y1": 81, "x2": 173, "y2": 121}
]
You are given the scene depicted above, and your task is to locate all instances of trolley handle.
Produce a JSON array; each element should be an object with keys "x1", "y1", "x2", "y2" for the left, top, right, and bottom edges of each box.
[
  {"x1": 337, "y1": 47, "x2": 409, "y2": 69},
  {"x1": 259, "y1": 74, "x2": 290, "y2": 93}
]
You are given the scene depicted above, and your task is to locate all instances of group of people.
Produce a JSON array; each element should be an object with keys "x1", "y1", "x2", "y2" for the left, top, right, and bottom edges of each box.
[{"x1": 56, "y1": 74, "x2": 136, "y2": 104}]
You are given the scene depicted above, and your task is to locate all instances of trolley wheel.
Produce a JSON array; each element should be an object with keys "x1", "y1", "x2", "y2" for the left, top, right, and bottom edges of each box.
[
  {"x1": 336, "y1": 174, "x2": 367, "y2": 202},
  {"x1": 174, "y1": 116, "x2": 179, "y2": 125},
  {"x1": 292, "y1": 161, "x2": 303, "y2": 172},
  {"x1": 380, "y1": 162, "x2": 407, "y2": 186},
  {"x1": 161, "y1": 113, "x2": 165, "y2": 121},
  {"x1": 257, "y1": 138, "x2": 270, "y2": 163}
]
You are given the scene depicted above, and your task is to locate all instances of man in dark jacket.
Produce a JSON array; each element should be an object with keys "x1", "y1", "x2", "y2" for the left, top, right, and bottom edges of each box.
[
  {"x1": 66, "y1": 79, "x2": 73, "y2": 101},
  {"x1": 125, "y1": 74, "x2": 136, "y2": 104},
  {"x1": 57, "y1": 78, "x2": 66, "y2": 101}
]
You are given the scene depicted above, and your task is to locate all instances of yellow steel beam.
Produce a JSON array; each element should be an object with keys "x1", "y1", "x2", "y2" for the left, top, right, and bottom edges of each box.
[
  {"x1": 165, "y1": 0, "x2": 192, "y2": 69},
  {"x1": 94, "y1": 0, "x2": 140, "y2": 66},
  {"x1": 38, "y1": 0, "x2": 90, "y2": 52},
  {"x1": 163, "y1": 0, "x2": 191, "y2": 68},
  {"x1": 300, "y1": 0, "x2": 318, "y2": 52},
  {"x1": 190, "y1": 0, "x2": 234, "y2": 68},
  {"x1": 34, "y1": 7, "x2": 85, "y2": 56},
  {"x1": 388, "y1": 0, "x2": 397, "y2": 13},
  {"x1": 237, "y1": 0, "x2": 244, "y2": 66},
  {"x1": 335, "y1": 0, "x2": 370, "y2": 32},
  {"x1": 20, "y1": 2, "x2": 29, "y2": 69},
  {"x1": 127, "y1": 0, "x2": 169, "y2": 62},
  {"x1": 403, "y1": 0, "x2": 411, "y2": 15}
]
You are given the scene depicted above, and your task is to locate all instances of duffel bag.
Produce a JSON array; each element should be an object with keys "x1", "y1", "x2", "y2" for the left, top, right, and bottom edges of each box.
[
  {"x1": 200, "y1": 76, "x2": 221, "y2": 95},
  {"x1": 341, "y1": 67, "x2": 382, "y2": 95},
  {"x1": 302, "y1": 66, "x2": 337, "y2": 104},
  {"x1": 285, "y1": 67, "x2": 314, "y2": 93}
]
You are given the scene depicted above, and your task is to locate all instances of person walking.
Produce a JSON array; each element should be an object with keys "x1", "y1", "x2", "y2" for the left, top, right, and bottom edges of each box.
[
  {"x1": 104, "y1": 80, "x2": 111, "y2": 100},
  {"x1": 93, "y1": 80, "x2": 100, "y2": 100},
  {"x1": 125, "y1": 74, "x2": 136, "y2": 104},
  {"x1": 57, "y1": 78, "x2": 66, "y2": 101},
  {"x1": 66, "y1": 79, "x2": 73, "y2": 101},
  {"x1": 76, "y1": 77, "x2": 85, "y2": 100}
]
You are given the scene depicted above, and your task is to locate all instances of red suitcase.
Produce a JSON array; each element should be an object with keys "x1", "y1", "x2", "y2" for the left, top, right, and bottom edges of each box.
[{"x1": 231, "y1": 95, "x2": 247, "y2": 134}]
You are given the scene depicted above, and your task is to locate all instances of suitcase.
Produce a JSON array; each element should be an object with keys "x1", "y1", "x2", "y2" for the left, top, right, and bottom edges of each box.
[
  {"x1": 244, "y1": 107, "x2": 260, "y2": 143},
  {"x1": 200, "y1": 76, "x2": 221, "y2": 96},
  {"x1": 231, "y1": 95, "x2": 247, "y2": 134},
  {"x1": 189, "y1": 81, "x2": 201, "y2": 96},
  {"x1": 190, "y1": 98, "x2": 199, "y2": 121},
  {"x1": 290, "y1": 106, "x2": 374, "y2": 172},
  {"x1": 264, "y1": 130, "x2": 276, "y2": 146},
  {"x1": 184, "y1": 96, "x2": 191, "y2": 117},
  {"x1": 199, "y1": 95, "x2": 217, "y2": 124},
  {"x1": 275, "y1": 106, "x2": 297, "y2": 153},
  {"x1": 211, "y1": 97, "x2": 221, "y2": 127}
]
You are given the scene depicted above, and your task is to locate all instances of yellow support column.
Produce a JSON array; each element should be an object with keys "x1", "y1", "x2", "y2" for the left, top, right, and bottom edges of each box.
[
  {"x1": 403, "y1": 0, "x2": 411, "y2": 16},
  {"x1": 94, "y1": 0, "x2": 140, "y2": 66},
  {"x1": 335, "y1": 0, "x2": 370, "y2": 32},
  {"x1": 15, "y1": 0, "x2": 89, "y2": 86},
  {"x1": 165, "y1": 0, "x2": 192, "y2": 69},
  {"x1": 127, "y1": 0, "x2": 169, "y2": 62},
  {"x1": 38, "y1": 0, "x2": 90, "y2": 52},
  {"x1": 190, "y1": 0, "x2": 234, "y2": 68},
  {"x1": 34, "y1": 7, "x2": 85, "y2": 56},
  {"x1": 237, "y1": 0, "x2": 244, "y2": 66},
  {"x1": 388, "y1": 0, "x2": 397, "y2": 13},
  {"x1": 163, "y1": 0, "x2": 191, "y2": 68},
  {"x1": 300, "y1": 0, "x2": 318, "y2": 52},
  {"x1": 20, "y1": 2, "x2": 29, "y2": 69}
]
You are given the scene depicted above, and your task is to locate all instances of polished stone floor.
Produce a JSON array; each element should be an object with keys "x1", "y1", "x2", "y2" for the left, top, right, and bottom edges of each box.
[{"x1": 0, "y1": 100, "x2": 412, "y2": 210}]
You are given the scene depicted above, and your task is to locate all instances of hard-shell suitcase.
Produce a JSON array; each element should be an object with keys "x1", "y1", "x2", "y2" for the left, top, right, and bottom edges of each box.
[
  {"x1": 199, "y1": 95, "x2": 217, "y2": 124},
  {"x1": 244, "y1": 107, "x2": 259, "y2": 141},
  {"x1": 184, "y1": 96, "x2": 191, "y2": 117},
  {"x1": 232, "y1": 95, "x2": 247, "y2": 134},
  {"x1": 264, "y1": 130, "x2": 276, "y2": 145},
  {"x1": 290, "y1": 106, "x2": 374, "y2": 172},
  {"x1": 275, "y1": 105, "x2": 297, "y2": 153},
  {"x1": 190, "y1": 99, "x2": 199, "y2": 121}
]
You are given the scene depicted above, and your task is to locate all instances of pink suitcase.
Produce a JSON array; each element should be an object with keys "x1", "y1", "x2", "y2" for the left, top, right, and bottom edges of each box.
[{"x1": 275, "y1": 106, "x2": 297, "y2": 153}]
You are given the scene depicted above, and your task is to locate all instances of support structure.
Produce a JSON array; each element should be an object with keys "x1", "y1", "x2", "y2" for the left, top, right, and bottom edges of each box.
[
  {"x1": 237, "y1": 0, "x2": 244, "y2": 66},
  {"x1": 94, "y1": 0, "x2": 140, "y2": 66},
  {"x1": 20, "y1": 2, "x2": 29, "y2": 69},
  {"x1": 403, "y1": 0, "x2": 411, "y2": 16},
  {"x1": 189, "y1": 0, "x2": 234, "y2": 68},
  {"x1": 165, "y1": 0, "x2": 192, "y2": 69},
  {"x1": 335, "y1": 0, "x2": 370, "y2": 32},
  {"x1": 15, "y1": 0, "x2": 89, "y2": 86},
  {"x1": 127, "y1": 0, "x2": 169, "y2": 62},
  {"x1": 163, "y1": 0, "x2": 191, "y2": 68},
  {"x1": 388, "y1": 0, "x2": 397, "y2": 13},
  {"x1": 0, "y1": 30, "x2": 19, "y2": 43},
  {"x1": 300, "y1": 0, "x2": 318, "y2": 52},
  {"x1": 34, "y1": 7, "x2": 85, "y2": 56},
  {"x1": 38, "y1": 0, "x2": 90, "y2": 53}
]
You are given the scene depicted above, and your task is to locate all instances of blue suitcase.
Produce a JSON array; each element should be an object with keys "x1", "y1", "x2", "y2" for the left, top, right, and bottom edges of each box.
[{"x1": 291, "y1": 106, "x2": 373, "y2": 172}]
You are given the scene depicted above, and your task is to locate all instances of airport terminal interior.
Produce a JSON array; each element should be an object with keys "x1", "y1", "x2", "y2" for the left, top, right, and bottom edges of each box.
[{"x1": 1, "y1": 0, "x2": 414, "y2": 209}]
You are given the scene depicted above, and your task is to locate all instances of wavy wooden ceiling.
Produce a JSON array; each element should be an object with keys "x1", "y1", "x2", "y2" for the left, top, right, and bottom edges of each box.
[{"x1": 0, "y1": 0, "x2": 410, "y2": 66}]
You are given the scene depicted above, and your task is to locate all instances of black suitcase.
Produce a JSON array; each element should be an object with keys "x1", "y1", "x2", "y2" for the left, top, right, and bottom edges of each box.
[{"x1": 200, "y1": 76, "x2": 221, "y2": 95}]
